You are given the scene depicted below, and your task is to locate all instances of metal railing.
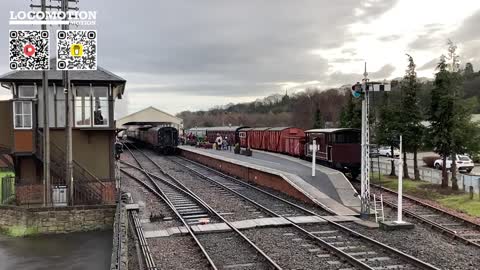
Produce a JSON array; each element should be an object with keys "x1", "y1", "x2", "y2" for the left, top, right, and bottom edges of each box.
[
  {"x1": 371, "y1": 160, "x2": 480, "y2": 194},
  {"x1": 0, "y1": 176, "x2": 15, "y2": 204},
  {"x1": 36, "y1": 130, "x2": 113, "y2": 205}
]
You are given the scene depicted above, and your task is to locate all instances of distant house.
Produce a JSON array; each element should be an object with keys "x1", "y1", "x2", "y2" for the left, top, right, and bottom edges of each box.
[
  {"x1": 116, "y1": 106, "x2": 183, "y2": 132},
  {"x1": 0, "y1": 59, "x2": 126, "y2": 205}
]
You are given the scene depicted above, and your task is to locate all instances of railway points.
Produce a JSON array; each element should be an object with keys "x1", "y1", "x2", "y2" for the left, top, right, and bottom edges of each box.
[{"x1": 119, "y1": 144, "x2": 454, "y2": 270}]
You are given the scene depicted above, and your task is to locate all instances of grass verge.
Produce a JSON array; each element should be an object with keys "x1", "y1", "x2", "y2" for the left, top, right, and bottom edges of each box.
[
  {"x1": 372, "y1": 174, "x2": 480, "y2": 217},
  {"x1": 0, "y1": 225, "x2": 39, "y2": 237}
]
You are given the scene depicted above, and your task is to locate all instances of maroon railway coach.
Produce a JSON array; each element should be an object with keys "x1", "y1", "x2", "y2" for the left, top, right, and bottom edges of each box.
[
  {"x1": 205, "y1": 126, "x2": 248, "y2": 145},
  {"x1": 304, "y1": 128, "x2": 361, "y2": 175}
]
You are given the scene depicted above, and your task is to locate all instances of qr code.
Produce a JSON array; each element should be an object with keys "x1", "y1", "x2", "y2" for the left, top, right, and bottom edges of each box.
[
  {"x1": 9, "y1": 30, "x2": 50, "y2": 70},
  {"x1": 57, "y1": 30, "x2": 97, "y2": 70}
]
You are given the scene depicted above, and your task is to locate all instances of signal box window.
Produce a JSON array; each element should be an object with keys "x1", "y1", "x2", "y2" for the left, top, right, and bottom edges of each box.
[
  {"x1": 13, "y1": 101, "x2": 32, "y2": 129},
  {"x1": 75, "y1": 86, "x2": 91, "y2": 127},
  {"x1": 93, "y1": 87, "x2": 109, "y2": 126}
]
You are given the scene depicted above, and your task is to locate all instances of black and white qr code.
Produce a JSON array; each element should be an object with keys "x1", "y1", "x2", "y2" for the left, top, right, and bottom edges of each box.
[
  {"x1": 57, "y1": 30, "x2": 97, "y2": 70},
  {"x1": 9, "y1": 30, "x2": 50, "y2": 71}
]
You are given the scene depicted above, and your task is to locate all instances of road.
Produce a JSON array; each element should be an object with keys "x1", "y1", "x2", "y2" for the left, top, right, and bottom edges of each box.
[{"x1": 376, "y1": 151, "x2": 480, "y2": 175}]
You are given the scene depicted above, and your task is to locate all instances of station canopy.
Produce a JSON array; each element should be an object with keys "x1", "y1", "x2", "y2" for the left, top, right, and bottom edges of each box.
[{"x1": 116, "y1": 106, "x2": 183, "y2": 130}]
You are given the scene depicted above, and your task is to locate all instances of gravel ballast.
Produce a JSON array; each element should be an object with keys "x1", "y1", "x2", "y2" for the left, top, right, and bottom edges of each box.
[
  {"x1": 144, "y1": 153, "x2": 274, "y2": 222},
  {"x1": 121, "y1": 166, "x2": 182, "y2": 230},
  {"x1": 197, "y1": 231, "x2": 274, "y2": 269},
  {"x1": 343, "y1": 208, "x2": 480, "y2": 270},
  {"x1": 148, "y1": 236, "x2": 210, "y2": 270},
  {"x1": 172, "y1": 155, "x2": 333, "y2": 216},
  {"x1": 243, "y1": 225, "x2": 356, "y2": 270}
]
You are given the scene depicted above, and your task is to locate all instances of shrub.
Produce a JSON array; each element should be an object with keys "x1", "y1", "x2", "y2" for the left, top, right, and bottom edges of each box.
[{"x1": 423, "y1": 156, "x2": 440, "y2": 168}]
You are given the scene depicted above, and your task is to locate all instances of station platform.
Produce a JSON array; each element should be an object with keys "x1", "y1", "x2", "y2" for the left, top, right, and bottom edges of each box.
[{"x1": 178, "y1": 146, "x2": 360, "y2": 216}]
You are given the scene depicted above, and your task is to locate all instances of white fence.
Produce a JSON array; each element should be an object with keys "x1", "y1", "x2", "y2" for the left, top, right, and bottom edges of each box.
[{"x1": 371, "y1": 161, "x2": 480, "y2": 195}]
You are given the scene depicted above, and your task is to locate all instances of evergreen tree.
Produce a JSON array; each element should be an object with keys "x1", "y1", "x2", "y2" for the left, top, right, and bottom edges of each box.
[
  {"x1": 376, "y1": 95, "x2": 402, "y2": 176},
  {"x1": 399, "y1": 54, "x2": 424, "y2": 180},
  {"x1": 313, "y1": 108, "x2": 324, "y2": 128},
  {"x1": 429, "y1": 55, "x2": 454, "y2": 188},
  {"x1": 340, "y1": 92, "x2": 362, "y2": 128}
]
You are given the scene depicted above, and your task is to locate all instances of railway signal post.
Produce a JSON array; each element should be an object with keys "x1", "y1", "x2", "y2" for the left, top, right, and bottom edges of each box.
[
  {"x1": 354, "y1": 63, "x2": 392, "y2": 219},
  {"x1": 379, "y1": 134, "x2": 414, "y2": 230}
]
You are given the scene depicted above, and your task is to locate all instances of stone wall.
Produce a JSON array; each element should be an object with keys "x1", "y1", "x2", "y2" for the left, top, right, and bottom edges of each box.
[
  {"x1": 181, "y1": 150, "x2": 312, "y2": 204},
  {"x1": 0, "y1": 204, "x2": 115, "y2": 235},
  {"x1": 110, "y1": 204, "x2": 129, "y2": 270}
]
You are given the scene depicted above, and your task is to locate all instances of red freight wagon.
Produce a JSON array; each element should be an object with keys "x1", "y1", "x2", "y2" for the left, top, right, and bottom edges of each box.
[
  {"x1": 248, "y1": 127, "x2": 270, "y2": 150},
  {"x1": 280, "y1": 127, "x2": 305, "y2": 156},
  {"x1": 264, "y1": 127, "x2": 305, "y2": 156}
]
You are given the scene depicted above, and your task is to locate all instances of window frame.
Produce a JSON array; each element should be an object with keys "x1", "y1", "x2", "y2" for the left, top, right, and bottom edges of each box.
[
  {"x1": 92, "y1": 86, "x2": 109, "y2": 127},
  {"x1": 74, "y1": 85, "x2": 93, "y2": 128},
  {"x1": 13, "y1": 101, "x2": 33, "y2": 130}
]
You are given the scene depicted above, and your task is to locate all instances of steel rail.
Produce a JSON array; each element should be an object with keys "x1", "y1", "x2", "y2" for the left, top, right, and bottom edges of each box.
[
  {"x1": 126, "y1": 144, "x2": 283, "y2": 270},
  {"x1": 173, "y1": 155, "x2": 441, "y2": 270},
  {"x1": 367, "y1": 183, "x2": 480, "y2": 249},
  {"x1": 121, "y1": 143, "x2": 219, "y2": 270},
  {"x1": 167, "y1": 156, "x2": 375, "y2": 269},
  {"x1": 130, "y1": 207, "x2": 158, "y2": 270}
]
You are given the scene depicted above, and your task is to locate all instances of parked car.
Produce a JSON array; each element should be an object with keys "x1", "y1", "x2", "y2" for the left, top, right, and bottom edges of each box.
[
  {"x1": 434, "y1": 155, "x2": 475, "y2": 173},
  {"x1": 378, "y1": 146, "x2": 400, "y2": 157},
  {"x1": 370, "y1": 145, "x2": 380, "y2": 158}
]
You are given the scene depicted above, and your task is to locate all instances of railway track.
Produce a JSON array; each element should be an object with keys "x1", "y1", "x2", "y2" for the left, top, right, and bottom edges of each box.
[
  {"x1": 165, "y1": 155, "x2": 440, "y2": 270},
  {"x1": 122, "y1": 143, "x2": 281, "y2": 269},
  {"x1": 366, "y1": 183, "x2": 480, "y2": 249}
]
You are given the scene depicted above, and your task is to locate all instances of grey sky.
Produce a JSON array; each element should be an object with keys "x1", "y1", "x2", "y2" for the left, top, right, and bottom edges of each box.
[{"x1": 0, "y1": 0, "x2": 479, "y2": 115}]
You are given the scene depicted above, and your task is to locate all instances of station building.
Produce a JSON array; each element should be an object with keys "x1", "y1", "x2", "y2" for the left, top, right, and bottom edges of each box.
[
  {"x1": 0, "y1": 59, "x2": 126, "y2": 205},
  {"x1": 116, "y1": 106, "x2": 183, "y2": 132}
]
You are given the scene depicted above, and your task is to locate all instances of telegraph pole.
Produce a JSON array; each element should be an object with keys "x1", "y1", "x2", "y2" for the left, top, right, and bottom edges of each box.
[
  {"x1": 41, "y1": 0, "x2": 50, "y2": 207},
  {"x1": 360, "y1": 62, "x2": 371, "y2": 219},
  {"x1": 30, "y1": 0, "x2": 51, "y2": 206},
  {"x1": 61, "y1": 0, "x2": 74, "y2": 205}
]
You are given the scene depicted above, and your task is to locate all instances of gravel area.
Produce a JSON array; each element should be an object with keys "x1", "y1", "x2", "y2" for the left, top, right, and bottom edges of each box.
[
  {"x1": 148, "y1": 236, "x2": 210, "y2": 270},
  {"x1": 121, "y1": 166, "x2": 182, "y2": 230},
  {"x1": 197, "y1": 231, "x2": 273, "y2": 269},
  {"x1": 343, "y1": 208, "x2": 480, "y2": 270},
  {"x1": 243, "y1": 225, "x2": 357, "y2": 269},
  {"x1": 144, "y1": 152, "x2": 274, "y2": 222}
]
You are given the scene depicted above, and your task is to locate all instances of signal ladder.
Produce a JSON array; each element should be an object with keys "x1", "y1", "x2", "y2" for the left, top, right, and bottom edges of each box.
[{"x1": 373, "y1": 193, "x2": 385, "y2": 223}]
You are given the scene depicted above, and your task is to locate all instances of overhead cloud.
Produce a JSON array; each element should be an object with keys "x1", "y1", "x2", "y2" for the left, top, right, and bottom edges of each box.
[
  {"x1": 418, "y1": 58, "x2": 440, "y2": 71},
  {"x1": 0, "y1": 0, "x2": 477, "y2": 114},
  {"x1": 378, "y1": 34, "x2": 402, "y2": 42}
]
